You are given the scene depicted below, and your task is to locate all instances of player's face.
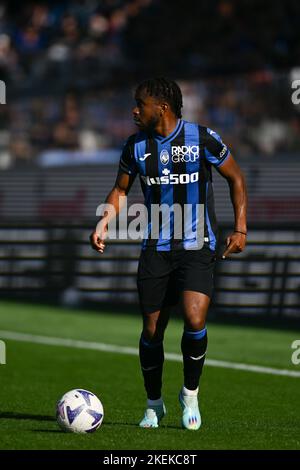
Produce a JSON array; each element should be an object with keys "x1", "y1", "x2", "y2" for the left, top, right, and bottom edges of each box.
[{"x1": 133, "y1": 90, "x2": 162, "y2": 131}]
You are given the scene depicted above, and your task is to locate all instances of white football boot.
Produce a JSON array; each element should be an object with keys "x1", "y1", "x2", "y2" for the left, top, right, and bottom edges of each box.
[
  {"x1": 179, "y1": 388, "x2": 201, "y2": 430},
  {"x1": 139, "y1": 402, "x2": 166, "y2": 428}
]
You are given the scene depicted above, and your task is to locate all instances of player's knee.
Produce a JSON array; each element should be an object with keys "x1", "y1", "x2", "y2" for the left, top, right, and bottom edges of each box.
[
  {"x1": 142, "y1": 321, "x2": 165, "y2": 342},
  {"x1": 184, "y1": 299, "x2": 207, "y2": 331},
  {"x1": 142, "y1": 310, "x2": 166, "y2": 342},
  {"x1": 184, "y1": 308, "x2": 205, "y2": 331},
  {"x1": 142, "y1": 327, "x2": 164, "y2": 342},
  {"x1": 186, "y1": 318, "x2": 205, "y2": 331}
]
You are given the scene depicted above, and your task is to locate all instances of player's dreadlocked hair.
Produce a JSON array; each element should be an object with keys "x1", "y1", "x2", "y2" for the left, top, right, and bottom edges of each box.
[{"x1": 135, "y1": 77, "x2": 183, "y2": 118}]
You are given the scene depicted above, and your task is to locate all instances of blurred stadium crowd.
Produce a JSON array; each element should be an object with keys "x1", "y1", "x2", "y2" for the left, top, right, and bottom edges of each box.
[{"x1": 0, "y1": 0, "x2": 300, "y2": 167}]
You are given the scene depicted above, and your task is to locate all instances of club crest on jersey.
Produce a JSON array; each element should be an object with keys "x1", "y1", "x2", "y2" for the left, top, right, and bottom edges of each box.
[{"x1": 160, "y1": 149, "x2": 169, "y2": 165}]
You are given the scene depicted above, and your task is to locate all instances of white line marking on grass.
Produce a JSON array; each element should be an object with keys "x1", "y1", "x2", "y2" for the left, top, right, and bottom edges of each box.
[{"x1": 1, "y1": 330, "x2": 300, "y2": 378}]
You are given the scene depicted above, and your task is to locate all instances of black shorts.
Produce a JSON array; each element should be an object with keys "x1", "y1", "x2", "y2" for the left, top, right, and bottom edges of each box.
[{"x1": 137, "y1": 246, "x2": 216, "y2": 315}]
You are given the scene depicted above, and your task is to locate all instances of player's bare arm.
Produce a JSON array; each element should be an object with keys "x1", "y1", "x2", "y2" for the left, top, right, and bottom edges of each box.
[
  {"x1": 216, "y1": 153, "x2": 248, "y2": 259},
  {"x1": 90, "y1": 170, "x2": 135, "y2": 253}
]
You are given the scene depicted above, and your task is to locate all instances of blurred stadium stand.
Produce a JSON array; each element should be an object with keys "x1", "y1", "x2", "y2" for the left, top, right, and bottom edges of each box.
[
  {"x1": 0, "y1": 223, "x2": 300, "y2": 317},
  {"x1": 0, "y1": 161, "x2": 300, "y2": 222},
  {"x1": 1, "y1": 0, "x2": 300, "y2": 164},
  {"x1": 1, "y1": 0, "x2": 300, "y2": 318}
]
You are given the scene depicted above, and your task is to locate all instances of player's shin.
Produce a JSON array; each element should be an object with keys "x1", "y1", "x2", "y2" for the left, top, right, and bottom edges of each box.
[
  {"x1": 181, "y1": 327, "x2": 208, "y2": 391},
  {"x1": 139, "y1": 334, "x2": 164, "y2": 400}
]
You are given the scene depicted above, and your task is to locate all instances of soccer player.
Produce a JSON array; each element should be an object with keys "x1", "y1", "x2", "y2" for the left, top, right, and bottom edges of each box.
[{"x1": 90, "y1": 78, "x2": 247, "y2": 430}]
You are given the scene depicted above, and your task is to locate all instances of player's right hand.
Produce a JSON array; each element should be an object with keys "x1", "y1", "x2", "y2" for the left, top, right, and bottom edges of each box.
[{"x1": 89, "y1": 229, "x2": 106, "y2": 254}]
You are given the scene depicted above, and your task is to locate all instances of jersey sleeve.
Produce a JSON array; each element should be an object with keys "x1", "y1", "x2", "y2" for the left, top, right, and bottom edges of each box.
[
  {"x1": 118, "y1": 137, "x2": 138, "y2": 176},
  {"x1": 203, "y1": 127, "x2": 230, "y2": 167}
]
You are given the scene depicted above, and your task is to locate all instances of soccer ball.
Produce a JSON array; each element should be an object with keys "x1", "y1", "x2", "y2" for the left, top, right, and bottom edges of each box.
[{"x1": 56, "y1": 389, "x2": 104, "y2": 433}]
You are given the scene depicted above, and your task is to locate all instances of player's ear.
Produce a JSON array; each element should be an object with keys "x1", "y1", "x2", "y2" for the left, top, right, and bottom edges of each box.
[{"x1": 160, "y1": 102, "x2": 168, "y2": 115}]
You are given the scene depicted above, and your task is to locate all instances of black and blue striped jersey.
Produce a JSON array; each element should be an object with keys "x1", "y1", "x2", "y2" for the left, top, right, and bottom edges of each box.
[{"x1": 119, "y1": 120, "x2": 230, "y2": 251}]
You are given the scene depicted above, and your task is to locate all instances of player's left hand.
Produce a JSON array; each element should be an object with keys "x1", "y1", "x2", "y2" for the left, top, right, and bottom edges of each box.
[{"x1": 222, "y1": 231, "x2": 247, "y2": 259}]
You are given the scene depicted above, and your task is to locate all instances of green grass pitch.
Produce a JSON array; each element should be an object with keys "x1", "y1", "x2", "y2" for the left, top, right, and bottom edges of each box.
[{"x1": 0, "y1": 300, "x2": 300, "y2": 450}]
